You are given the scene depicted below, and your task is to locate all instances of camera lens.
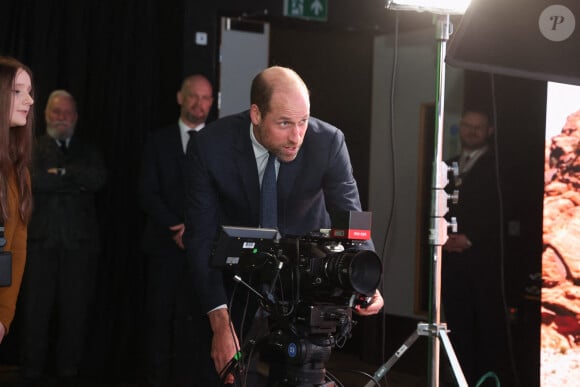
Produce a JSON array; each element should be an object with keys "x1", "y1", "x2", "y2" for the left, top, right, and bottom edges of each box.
[{"x1": 324, "y1": 250, "x2": 382, "y2": 295}]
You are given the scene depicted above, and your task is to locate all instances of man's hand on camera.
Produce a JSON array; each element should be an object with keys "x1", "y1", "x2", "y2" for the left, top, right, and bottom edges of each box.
[
  {"x1": 353, "y1": 289, "x2": 384, "y2": 316},
  {"x1": 208, "y1": 308, "x2": 239, "y2": 384}
]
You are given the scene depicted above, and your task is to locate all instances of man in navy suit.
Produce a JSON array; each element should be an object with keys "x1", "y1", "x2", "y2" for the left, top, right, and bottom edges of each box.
[
  {"x1": 139, "y1": 74, "x2": 213, "y2": 386},
  {"x1": 183, "y1": 66, "x2": 383, "y2": 384}
]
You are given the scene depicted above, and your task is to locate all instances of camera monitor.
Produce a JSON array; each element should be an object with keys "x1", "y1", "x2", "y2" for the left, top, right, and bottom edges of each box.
[{"x1": 211, "y1": 226, "x2": 278, "y2": 269}]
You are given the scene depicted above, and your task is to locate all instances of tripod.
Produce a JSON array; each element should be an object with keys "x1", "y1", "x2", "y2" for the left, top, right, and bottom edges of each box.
[
  {"x1": 265, "y1": 333, "x2": 336, "y2": 387},
  {"x1": 365, "y1": 13, "x2": 467, "y2": 387},
  {"x1": 227, "y1": 310, "x2": 343, "y2": 387},
  {"x1": 229, "y1": 275, "x2": 354, "y2": 387}
]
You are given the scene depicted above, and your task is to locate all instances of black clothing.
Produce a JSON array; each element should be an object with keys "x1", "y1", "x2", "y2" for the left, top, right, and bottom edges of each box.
[
  {"x1": 442, "y1": 149, "x2": 511, "y2": 386},
  {"x1": 139, "y1": 124, "x2": 212, "y2": 386},
  {"x1": 140, "y1": 125, "x2": 188, "y2": 254},
  {"x1": 27, "y1": 135, "x2": 106, "y2": 250},
  {"x1": 20, "y1": 134, "x2": 106, "y2": 379}
]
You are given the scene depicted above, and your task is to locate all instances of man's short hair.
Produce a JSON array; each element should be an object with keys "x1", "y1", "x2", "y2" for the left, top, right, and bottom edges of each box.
[
  {"x1": 47, "y1": 89, "x2": 77, "y2": 111},
  {"x1": 462, "y1": 107, "x2": 494, "y2": 126},
  {"x1": 180, "y1": 74, "x2": 213, "y2": 92},
  {"x1": 250, "y1": 66, "x2": 309, "y2": 116},
  {"x1": 250, "y1": 71, "x2": 273, "y2": 115}
]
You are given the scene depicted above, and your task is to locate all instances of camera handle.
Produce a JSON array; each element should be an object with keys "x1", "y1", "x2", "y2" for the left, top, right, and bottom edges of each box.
[{"x1": 234, "y1": 275, "x2": 267, "y2": 302}]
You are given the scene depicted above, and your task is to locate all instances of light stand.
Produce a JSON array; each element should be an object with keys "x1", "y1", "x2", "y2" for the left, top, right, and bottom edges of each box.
[
  {"x1": 365, "y1": 6, "x2": 468, "y2": 387},
  {"x1": 426, "y1": 13, "x2": 465, "y2": 387}
]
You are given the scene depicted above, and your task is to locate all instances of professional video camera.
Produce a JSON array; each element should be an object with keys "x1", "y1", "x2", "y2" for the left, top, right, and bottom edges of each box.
[{"x1": 211, "y1": 211, "x2": 382, "y2": 387}]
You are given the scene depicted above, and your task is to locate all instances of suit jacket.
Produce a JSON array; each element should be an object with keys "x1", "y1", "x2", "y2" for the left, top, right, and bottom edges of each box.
[
  {"x1": 139, "y1": 124, "x2": 188, "y2": 253},
  {"x1": 446, "y1": 148, "x2": 501, "y2": 258},
  {"x1": 183, "y1": 111, "x2": 365, "y2": 312},
  {"x1": 28, "y1": 134, "x2": 107, "y2": 250}
]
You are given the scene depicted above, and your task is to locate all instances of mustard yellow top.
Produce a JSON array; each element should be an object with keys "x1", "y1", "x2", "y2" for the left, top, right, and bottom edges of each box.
[{"x1": 0, "y1": 172, "x2": 28, "y2": 331}]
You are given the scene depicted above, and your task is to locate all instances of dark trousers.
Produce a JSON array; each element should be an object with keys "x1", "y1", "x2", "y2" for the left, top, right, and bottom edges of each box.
[
  {"x1": 143, "y1": 248, "x2": 184, "y2": 387},
  {"x1": 144, "y1": 248, "x2": 219, "y2": 387},
  {"x1": 20, "y1": 244, "x2": 96, "y2": 379},
  {"x1": 442, "y1": 251, "x2": 511, "y2": 386}
]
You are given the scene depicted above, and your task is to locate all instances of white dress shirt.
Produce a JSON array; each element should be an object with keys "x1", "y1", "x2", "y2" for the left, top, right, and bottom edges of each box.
[
  {"x1": 460, "y1": 145, "x2": 489, "y2": 175},
  {"x1": 178, "y1": 118, "x2": 204, "y2": 153},
  {"x1": 250, "y1": 124, "x2": 279, "y2": 185}
]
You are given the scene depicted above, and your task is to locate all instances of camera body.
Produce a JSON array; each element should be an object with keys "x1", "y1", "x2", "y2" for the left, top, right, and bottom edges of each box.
[
  {"x1": 267, "y1": 236, "x2": 380, "y2": 305},
  {"x1": 211, "y1": 215, "x2": 381, "y2": 385},
  {"x1": 212, "y1": 225, "x2": 381, "y2": 333}
]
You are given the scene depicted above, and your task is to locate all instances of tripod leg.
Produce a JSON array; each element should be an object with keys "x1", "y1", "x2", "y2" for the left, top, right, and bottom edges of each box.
[
  {"x1": 363, "y1": 330, "x2": 422, "y2": 387},
  {"x1": 439, "y1": 329, "x2": 468, "y2": 387}
]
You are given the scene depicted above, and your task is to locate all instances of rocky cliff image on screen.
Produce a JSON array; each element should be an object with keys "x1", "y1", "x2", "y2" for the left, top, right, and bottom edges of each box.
[{"x1": 542, "y1": 109, "x2": 580, "y2": 386}]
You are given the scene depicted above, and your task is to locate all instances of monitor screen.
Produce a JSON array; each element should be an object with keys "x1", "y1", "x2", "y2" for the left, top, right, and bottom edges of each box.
[{"x1": 211, "y1": 226, "x2": 278, "y2": 269}]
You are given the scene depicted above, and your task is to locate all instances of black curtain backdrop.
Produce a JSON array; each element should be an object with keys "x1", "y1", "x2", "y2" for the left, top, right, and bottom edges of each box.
[{"x1": 1, "y1": 0, "x2": 184, "y2": 382}]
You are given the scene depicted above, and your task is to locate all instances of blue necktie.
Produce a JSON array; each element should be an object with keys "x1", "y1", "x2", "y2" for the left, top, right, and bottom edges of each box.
[{"x1": 260, "y1": 153, "x2": 277, "y2": 229}]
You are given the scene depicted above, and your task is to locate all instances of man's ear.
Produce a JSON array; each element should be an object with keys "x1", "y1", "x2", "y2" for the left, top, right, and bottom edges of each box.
[
  {"x1": 176, "y1": 90, "x2": 183, "y2": 106},
  {"x1": 250, "y1": 104, "x2": 261, "y2": 125},
  {"x1": 487, "y1": 125, "x2": 495, "y2": 138}
]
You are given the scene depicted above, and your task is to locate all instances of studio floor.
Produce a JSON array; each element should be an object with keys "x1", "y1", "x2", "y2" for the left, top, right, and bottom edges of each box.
[{"x1": 0, "y1": 350, "x2": 426, "y2": 387}]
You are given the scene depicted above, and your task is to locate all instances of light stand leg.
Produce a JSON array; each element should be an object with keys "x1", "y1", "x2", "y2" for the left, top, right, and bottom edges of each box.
[
  {"x1": 364, "y1": 322, "x2": 468, "y2": 387},
  {"x1": 439, "y1": 327, "x2": 468, "y2": 387},
  {"x1": 363, "y1": 331, "x2": 422, "y2": 386}
]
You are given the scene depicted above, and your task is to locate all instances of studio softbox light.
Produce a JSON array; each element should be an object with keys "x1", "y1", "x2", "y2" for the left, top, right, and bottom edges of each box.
[{"x1": 446, "y1": 0, "x2": 580, "y2": 85}]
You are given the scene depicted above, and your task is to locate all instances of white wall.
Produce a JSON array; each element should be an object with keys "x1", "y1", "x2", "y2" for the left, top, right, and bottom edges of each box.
[{"x1": 369, "y1": 28, "x2": 464, "y2": 318}]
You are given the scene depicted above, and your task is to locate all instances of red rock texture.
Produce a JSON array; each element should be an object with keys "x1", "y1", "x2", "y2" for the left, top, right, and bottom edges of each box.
[{"x1": 542, "y1": 109, "x2": 580, "y2": 353}]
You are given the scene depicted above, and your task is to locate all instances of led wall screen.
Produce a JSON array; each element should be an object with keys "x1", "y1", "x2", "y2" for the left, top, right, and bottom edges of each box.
[{"x1": 542, "y1": 82, "x2": 580, "y2": 385}]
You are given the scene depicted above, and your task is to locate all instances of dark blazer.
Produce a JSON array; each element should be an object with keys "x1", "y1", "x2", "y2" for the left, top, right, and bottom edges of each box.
[
  {"x1": 447, "y1": 148, "x2": 500, "y2": 256},
  {"x1": 28, "y1": 134, "x2": 107, "y2": 250},
  {"x1": 183, "y1": 111, "x2": 365, "y2": 312},
  {"x1": 139, "y1": 124, "x2": 188, "y2": 253},
  {"x1": 442, "y1": 148, "x2": 508, "y2": 386}
]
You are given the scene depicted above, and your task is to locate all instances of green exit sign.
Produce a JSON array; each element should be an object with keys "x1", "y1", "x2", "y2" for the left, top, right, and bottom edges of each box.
[{"x1": 283, "y1": 0, "x2": 328, "y2": 22}]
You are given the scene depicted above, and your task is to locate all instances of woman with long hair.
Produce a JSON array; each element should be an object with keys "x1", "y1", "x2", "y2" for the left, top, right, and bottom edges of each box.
[{"x1": 0, "y1": 56, "x2": 34, "y2": 343}]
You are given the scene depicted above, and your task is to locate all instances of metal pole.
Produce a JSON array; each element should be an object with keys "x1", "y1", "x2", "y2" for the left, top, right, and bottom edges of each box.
[
  {"x1": 364, "y1": 12, "x2": 467, "y2": 387},
  {"x1": 428, "y1": 13, "x2": 451, "y2": 387}
]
